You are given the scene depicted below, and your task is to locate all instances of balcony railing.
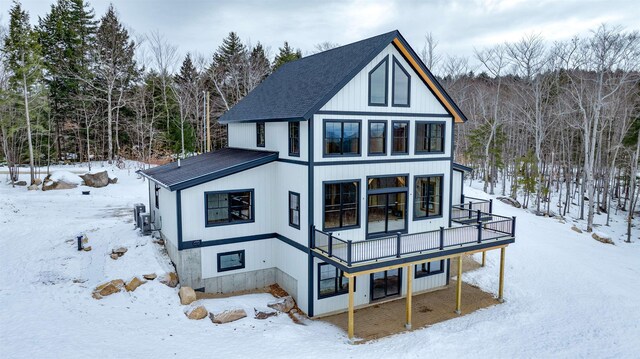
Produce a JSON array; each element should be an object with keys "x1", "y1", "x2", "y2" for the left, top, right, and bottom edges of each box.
[
  {"x1": 311, "y1": 211, "x2": 515, "y2": 267},
  {"x1": 452, "y1": 196, "x2": 493, "y2": 223}
]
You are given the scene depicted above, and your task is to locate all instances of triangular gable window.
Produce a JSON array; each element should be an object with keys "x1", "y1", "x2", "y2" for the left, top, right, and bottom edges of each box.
[
  {"x1": 368, "y1": 57, "x2": 388, "y2": 106},
  {"x1": 392, "y1": 56, "x2": 410, "y2": 107}
]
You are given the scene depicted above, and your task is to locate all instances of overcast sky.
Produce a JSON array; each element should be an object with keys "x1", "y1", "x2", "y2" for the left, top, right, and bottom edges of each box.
[{"x1": 6, "y1": 0, "x2": 640, "y2": 71}]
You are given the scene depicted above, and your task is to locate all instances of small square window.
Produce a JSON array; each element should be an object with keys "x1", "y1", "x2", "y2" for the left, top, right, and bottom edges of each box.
[
  {"x1": 415, "y1": 260, "x2": 444, "y2": 278},
  {"x1": 217, "y1": 250, "x2": 245, "y2": 272}
]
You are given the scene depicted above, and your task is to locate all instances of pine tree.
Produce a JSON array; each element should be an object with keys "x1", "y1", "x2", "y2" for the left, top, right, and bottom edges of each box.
[
  {"x1": 3, "y1": 1, "x2": 42, "y2": 184},
  {"x1": 272, "y1": 41, "x2": 301, "y2": 70},
  {"x1": 249, "y1": 42, "x2": 270, "y2": 86}
]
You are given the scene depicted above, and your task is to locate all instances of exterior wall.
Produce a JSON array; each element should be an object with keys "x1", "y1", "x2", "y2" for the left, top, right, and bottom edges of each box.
[
  {"x1": 227, "y1": 120, "x2": 309, "y2": 162},
  {"x1": 452, "y1": 170, "x2": 464, "y2": 205},
  {"x1": 148, "y1": 180, "x2": 177, "y2": 248}
]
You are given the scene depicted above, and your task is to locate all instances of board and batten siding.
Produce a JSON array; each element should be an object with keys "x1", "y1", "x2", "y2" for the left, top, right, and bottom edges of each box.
[
  {"x1": 452, "y1": 170, "x2": 463, "y2": 205},
  {"x1": 148, "y1": 181, "x2": 178, "y2": 248},
  {"x1": 228, "y1": 121, "x2": 309, "y2": 162}
]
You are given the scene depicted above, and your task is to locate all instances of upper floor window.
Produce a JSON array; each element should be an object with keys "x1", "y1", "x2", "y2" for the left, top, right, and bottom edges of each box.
[
  {"x1": 391, "y1": 121, "x2": 409, "y2": 154},
  {"x1": 392, "y1": 57, "x2": 410, "y2": 107},
  {"x1": 256, "y1": 122, "x2": 265, "y2": 147},
  {"x1": 206, "y1": 190, "x2": 254, "y2": 226},
  {"x1": 289, "y1": 121, "x2": 300, "y2": 156},
  {"x1": 154, "y1": 184, "x2": 160, "y2": 209},
  {"x1": 414, "y1": 176, "x2": 442, "y2": 219},
  {"x1": 324, "y1": 181, "x2": 359, "y2": 230},
  {"x1": 368, "y1": 57, "x2": 388, "y2": 106},
  {"x1": 324, "y1": 120, "x2": 361, "y2": 156},
  {"x1": 368, "y1": 121, "x2": 386, "y2": 155},
  {"x1": 289, "y1": 191, "x2": 300, "y2": 229},
  {"x1": 416, "y1": 122, "x2": 445, "y2": 153}
]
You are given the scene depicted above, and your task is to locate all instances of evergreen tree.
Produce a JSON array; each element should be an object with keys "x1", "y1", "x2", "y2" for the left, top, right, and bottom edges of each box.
[
  {"x1": 3, "y1": 1, "x2": 42, "y2": 184},
  {"x1": 272, "y1": 41, "x2": 301, "y2": 70},
  {"x1": 249, "y1": 42, "x2": 270, "y2": 85}
]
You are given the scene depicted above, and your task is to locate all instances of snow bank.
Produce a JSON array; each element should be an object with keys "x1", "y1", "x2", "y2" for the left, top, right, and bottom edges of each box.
[{"x1": 49, "y1": 170, "x2": 83, "y2": 185}]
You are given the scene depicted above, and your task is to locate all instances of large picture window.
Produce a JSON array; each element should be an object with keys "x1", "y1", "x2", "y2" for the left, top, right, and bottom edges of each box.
[
  {"x1": 289, "y1": 191, "x2": 300, "y2": 229},
  {"x1": 217, "y1": 250, "x2": 245, "y2": 272},
  {"x1": 391, "y1": 121, "x2": 409, "y2": 154},
  {"x1": 368, "y1": 57, "x2": 388, "y2": 106},
  {"x1": 289, "y1": 121, "x2": 300, "y2": 156},
  {"x1": 415, "y1": 260, "x2": 444, "y2": 278},
  {"x1": 414, "y1": 176, "x2": 442, "y2": 219},
  {"x1": 256, "y1": 122, "x2": 265, "y2": 147},
  {"x1": 368, "y1": 121, "x2": 386, "y2": 155},
  {"x1": 324, "y1": 120, "x2": 361, "y2": 156},
  {"x1": 318, "y1": 263, "x2": 353, "y2": 298},
  {"x1": 205, "y1": 190, "x2": 254, "y2": 226},
  {"x1": 324, "y1": 181, "x2": 359, "y2": 230},
  {"x1": 392, "y1": 57, "x2": 410, "y2": 107},
  {"x1": 416, "y1": 122, "x2": 445, "y2": 153}
]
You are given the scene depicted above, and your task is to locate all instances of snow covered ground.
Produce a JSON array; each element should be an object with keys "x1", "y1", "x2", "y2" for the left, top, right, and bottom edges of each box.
[{"x1": 1, "y1": 164, "x2": 639, "y2": 358}]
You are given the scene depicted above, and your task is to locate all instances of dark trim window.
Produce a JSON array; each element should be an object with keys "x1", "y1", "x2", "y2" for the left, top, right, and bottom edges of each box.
[
  {"x1": 256, "y1": 122, "x2": 265, "y2": 147},
  {"x1": 217, "y1": 250, "x2": 245, "y2": 272},
  {"x1": 318, "y1": 263, "x2": 353, "y2": 298},
  {"x1": 289, "y1": 121, "x2": 300, "y2": 156},
  {"x1": 154, "y1": 184, "x2": 160, "y2": 209},
  {"x1": 205, "y1": 190, "x2": 254, "y2": 226},
  {"x1": 324, "y1": 120, "x2": 361, "y2": 156},
  {"x1": 391, "y1": 121, "x2": 409, "y2": 154},
  {"x1": 368, "y1": 57, "x2": 388, "y2": 106},
  {"x1": 289, "y1": 191, "x2": 300, "y2": 229},
  {"x1": 368, "y1": 121, "x2": 386, "y2": 155},
  {"x1": 414, "y1": 176, "x2": 443, "y2": 219},
  {"x1": 416, "y1": 122, "x2": 445, "y2": 153},
  {"x1": 415, "y1": 260, "x2": 444, "y2": 278},
  {"x1": 392, "y1": 57, "x2": 410, "y2": 107},
  {"x1": 323, "y1": 181, "x2": 359, "y2": 230}
]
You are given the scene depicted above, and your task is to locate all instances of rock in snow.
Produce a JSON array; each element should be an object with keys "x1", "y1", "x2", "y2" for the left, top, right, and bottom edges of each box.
[
  {"x1": 185, "y1": 305, "x2": 208, "y2": 320},
  {"x1": 267, "y1": 296, "x2": 295, "y2": 313},
  {"x1": 160, "y1": 272, "x2": 179, "y2": 288},
  {"x1": 142, "y1": 273, "x2": 157, "y2": 280},
  {"x1": 178, "y1": 287, "x2": 197, "y2": 305},
  {"x1": 92, "y1": 279, "x2": 125, "y2": 299},
  {"x1": 592, "y1": 232, "x2": 614, "y2": 245},
  {"x1": 254, "y1": 307, "x2": 278, "y2": 320},
  {"x1": 210, "y1": 309, "x2": 247, "y2": 324},
  {"x1": 125, "y1": 277, "x2": 146, "y2": 292},
  {"x1": 112, "y1": 247, "x2": 127, "y2": 257},
  {"x1": 80, "y1": 171, "x2": 110, "y2": 188},
  {"x1": 496, "y1": 196, "x2": 521, "y2": 208},
  {"x1": 571, "y1": 226, "x2": 583, "y2": 234}
]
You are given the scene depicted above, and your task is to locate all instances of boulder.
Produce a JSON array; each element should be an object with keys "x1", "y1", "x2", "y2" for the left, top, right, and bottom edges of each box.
[
  {"x1": 160, "y1": 272, "x2": 179, "y2": 288},
  {"x1": 92, "y1": 279, "x2": 125, "y2": 299},
  {"x1": 14, "y1": 181, "x2": 27, "y2": 186},
  {"x1": 42, "y1": 180, "x2": 77, "y2": 191},
  {"x1": 571, "y1": 226, "x2": 583, "y2": 234},
  {"x1": 32, "y1": 178, "x2": 42, "y2": 185},
  {"x1": 80, "y1": 171, "x2": 110, "y2": 188},
  {"x1": 125, "y1": 277, "x2": 146, "y2": 292},
  {"x1": 210, "y1": 309, "x2": 247, "y2": 324},
  {"x1": 83, "y1": 246, "x2": 92, "y2": 252},
  {"x1": 496, "y1": 196, "x2": 521, "y2": 208},
  {"x1": 185, "y1": 305, "x2": 208, "y2": 320},
  {"x1": 143, "y1": 273, "x2": 157, "y2": 280},
  {"x1": 112, "y1": 247, "x2": 127, "y2": 257},
  {"x1": 27, "y1": 185, "x2": 39, "y2": 191},
  {"x1": 254, "y1": 308, "x2": 277, "y2": 320},
  {"x1": 179, "y1": 286, "x2": 197, "y2": 305},
  {"x1": 267, "y1": 296, "x2": 295, "y2": 313},
  {"x1": 153, "y1": 239, "x2": 165, "y2": 246},
  {"x1": 110, "y1": 253, "x2": 119, "y2": 260},
  {"x1": 592, "y1": 232, "x2": 614, "y2": 245},
  {"x1": 109, "y1": 177, "x2": 118, "y2": 184}
]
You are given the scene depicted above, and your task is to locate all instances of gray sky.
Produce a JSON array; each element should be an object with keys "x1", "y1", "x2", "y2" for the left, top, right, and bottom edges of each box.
[{"x1": 7, "y1": 0, "x2": 640, "y2": 71}]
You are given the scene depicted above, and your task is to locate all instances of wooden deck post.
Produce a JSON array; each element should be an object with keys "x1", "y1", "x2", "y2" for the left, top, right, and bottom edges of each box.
[
  {"x1": 498, "y1": 247, "x2": 505, "y2": 302},
  {"x1": 405, "y1": 265, "x2": 413, "y2": 329},
  {"x1": 481, "y1": 251, "x2": 486, "y2": 267},
  {"x1": 455, "y1": 255, "x2": 462, "y2": 314},
  {"x1": 348, "y1": 275, "x2": 355, "y2": 343}
]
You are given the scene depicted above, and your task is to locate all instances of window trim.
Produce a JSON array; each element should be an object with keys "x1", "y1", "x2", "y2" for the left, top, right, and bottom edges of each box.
[
  {"x1": 414, "y1": 260, "x2": 445, "y2": 278},
  {"x1": 317, "y1": 262, "x2": 355, "y2": 299},
  {"x1": 391, "y1": 120, "x2": 410, "y2": 155},
  {"x1": 367, "y1": 120, "x2": 387, "y2": 156},
  {"x1": 154, "y1": 184, "x2": 160, "y2": 209},
  {"x1": 391, "y1": 56, "x2": 411, "y2": 107},
  {"x1": 288, "y1": 191, "x2": 301, "y2": 230},
  {"x1": 415, "y1": 121, "x2": 446, "y2": 155},
  {"x1": 322, "y1": 119, "x2": 362, "y2": 158},
  {"x1": 204, "y1": 189, "x2": 255, "y2": 227},
  {"x1": 368, "y1": 56, "x2": 389, "y2": 107},
  {"x1": 217, "y1": 250, "x2": 245, "y2": 272},
  {"x1": 413, "y1": 174, "x2": 444, "y2": 221},
  {"x1": 256, "y1": 122, "x2": 265, "y2": 148},
  {"x1": 288, "y1": 121, "x2": 300, "y2": 157},
  {"x1": 322, "y1": 179, "x2": 361, "y2": 231}
]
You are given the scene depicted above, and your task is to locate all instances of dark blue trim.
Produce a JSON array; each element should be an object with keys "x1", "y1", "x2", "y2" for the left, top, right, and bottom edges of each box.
[
  {"x1": 222, "y1": 116, "x2": 306, "y2": 124},
  {"x1": 277, "y1": 158, "x2": 308, "y2": 166},
  {"x1": 413, "y1": 174, "x2": 445, "y2": 221},
  {"x1": 367, "y1": 56, "x2": 389, "y2": 107},
  {"x1": 321, "y1": 179, "x2": 362, "y2": 232},
  {"x1": 391, "y1": 120, "x2": 410, "y2": 155},
  {"x1": 415, "y1": 121, "x2": 446, "y2": 154},
  {"x1": 449, "y1": 122, "x2": 455, "y2": 227},
  {"x1": 275, "y1": 233, "x2": 308, "y2": 252},
  {"x1": 453, "y1": 162, "x2": 473, "y2": 172},
  {"x1": 204, "y1": 189, "x2": 255, "y2": 227},
  {"x1": 314, "y1": 156, "x2": 451, "y2": 166},
  {"x1": 367, "y1": 120, "x2": 387, "y2": 156},
  {"x1": 317, "y1": 262, "x2": 355, "y2": 299},
  {"x1": 446, "y1": 258, "x2": 451, "y2": 285},
  {"x1": 365, "y1": 174, "x2": 409, "y2": 238},
  {"x1": 180, "y1": 232, "x2": 308, "y2": 252},
  {"x1": 307, "y1": 117, "x2": 315, "y2": 317},
  {"x1": 322, "y1": 119, "x2": 362, "y2": 158},
  {"x1": 217, "y1": 250, "x2": 246, "y2": 272},
  {"x1": 391, "y1": 56, "x2": 411, "y2": 107},
  {"x1": 168, "y1": 153, "x2": 278, "y2": 191},
  {"x1": 316, "y1": 110, "x2": 451, "y2": 118},
  {"x1": 177, "y1": 190, "x2": 183, "y2": 250}
]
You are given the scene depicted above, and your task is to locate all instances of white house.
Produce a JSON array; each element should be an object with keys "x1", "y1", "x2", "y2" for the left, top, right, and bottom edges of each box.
[{"x1": 139, "y1": 30, "x2": 515, "y2": 338}]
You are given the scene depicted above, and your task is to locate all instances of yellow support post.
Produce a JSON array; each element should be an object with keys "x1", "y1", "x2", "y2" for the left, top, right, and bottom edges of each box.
[
  {"x1": 498, "y1": 247, "x2": 505, "y2": 302},
  {"x1": 481, "y1": 251, "x2": 486, "y2": 267},
  {"x1": 348, "y1": 276, "x2": 355, "y2": 343},
  {"x1": 455, "y1": 255, "x2": 462, "y2": 314},
  {"x1": 405, "y1": 265, "x2": 413, "y2": 329}
]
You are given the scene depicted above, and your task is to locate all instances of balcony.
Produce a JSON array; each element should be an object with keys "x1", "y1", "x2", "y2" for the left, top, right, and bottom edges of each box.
[{"x1": 311, "y1": 198, "x2": 515, "y2": 273}]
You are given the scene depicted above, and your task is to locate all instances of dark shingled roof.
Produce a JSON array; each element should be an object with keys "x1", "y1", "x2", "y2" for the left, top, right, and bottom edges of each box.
[
  {"x1": 139, "y1": 148, "x2": 278, "y2": 191},
  {"x1": 218, "y1": 30, "x2": 399, "y2": 124}
]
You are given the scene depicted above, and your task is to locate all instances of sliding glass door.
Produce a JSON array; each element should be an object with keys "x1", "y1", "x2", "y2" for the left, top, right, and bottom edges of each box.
[{"x1": 367, "y1": 192, "x2": 407, "y2": 236}]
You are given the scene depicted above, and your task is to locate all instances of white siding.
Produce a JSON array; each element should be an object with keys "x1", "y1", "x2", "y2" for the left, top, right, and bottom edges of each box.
[
  {"x1": 201, "y1": 239, "x2": 276, "y2": 278},
  {"x1": 228, "y1": 121, "x2": 309, "y2": 161},
  {"x1": 148, "y1": 181, "x2": 178, "y2": 247},
  {"x1": 273, "y1": 240, "x2": 309, "y2": 312},
  {"x1": 452, "y1": 170, "x2": 463, "y2": 205}
]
